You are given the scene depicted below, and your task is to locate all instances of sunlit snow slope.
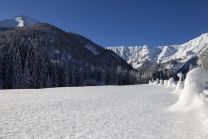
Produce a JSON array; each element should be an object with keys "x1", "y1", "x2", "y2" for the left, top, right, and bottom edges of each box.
[
  {"x1": 106, "y1": 33, "x2": 208, "y2": 69},
  {"x1": 0, "y1": 85, "x2": 206, "y2": 138},
  {"x1": 0, "y1": 15, "x2": 41, "y2": 27}
]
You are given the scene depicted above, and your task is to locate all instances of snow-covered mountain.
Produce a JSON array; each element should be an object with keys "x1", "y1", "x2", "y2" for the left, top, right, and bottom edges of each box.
[
  {"x1": 106, "y1": 33, "x2": 208, "y2": 71},
  {"x1": 0, "y1": 15, "x2": 41, "y2": 27}
]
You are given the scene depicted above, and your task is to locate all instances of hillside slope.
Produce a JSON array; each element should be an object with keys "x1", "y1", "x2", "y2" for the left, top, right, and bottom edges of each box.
[
  {"x1": 0, "y1": 23, "x2": 132, "y2": 70},
  {"x1": 0, "y1": 22, "x2": 136, "y2": 89}
]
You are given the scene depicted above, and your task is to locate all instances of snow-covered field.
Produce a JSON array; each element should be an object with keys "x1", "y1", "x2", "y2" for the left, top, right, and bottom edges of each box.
[{"x1": 1, "y1": 83, "x2": 208, "y2": 139}]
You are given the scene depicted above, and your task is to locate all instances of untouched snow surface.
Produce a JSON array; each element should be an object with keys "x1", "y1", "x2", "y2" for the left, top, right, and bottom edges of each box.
[{"x1": 1, "y1": 85, "x2": 208, "y2": 138}]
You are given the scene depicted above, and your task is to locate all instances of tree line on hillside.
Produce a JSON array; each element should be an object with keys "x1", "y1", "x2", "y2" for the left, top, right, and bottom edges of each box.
[
  {"x1": 0, "y1": 23, "x2": 132, "y2": 71},
  {"x1": 0, "y1": 42, "x2": 180, "y2": 89},
  {"x1": 0, "y1": 42, "x2": 149, "y2": 89},
  {"x1": 0, "y1": 23, "x2": 180, "y2": 89}
]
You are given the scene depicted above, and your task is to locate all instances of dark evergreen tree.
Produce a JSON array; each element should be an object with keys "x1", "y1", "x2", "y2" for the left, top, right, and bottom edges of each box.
[
  {"x1": 100, "y1": 69, "x2": 106, "y2": 85},
  {"x1": 22, "y1": 57, "x2": 31, "y2": 89},
  {"x1": 69, "y1": 65, "x2": 76, "y2": 86},
  {"x1": 75, "y1": 68, "x2": 84, "y2": 86},
  {"x1": 46, "y1": 74, "x2": 52, "y2": 88},
  {"x1": 37, "y1": 54, "x2": 44, "y2": 88},
  {"x1": 12, "y1": 50, "x2": 22, "y2": 89},
  {"x1": 3, "y1": 45, "x2": 15, "y2": 89},
  {"x1": 0, "y1": 54, "x2": 3, "y2": 89},
  {"x1": 51, "y1": 61, "x2": 58, "y2": 87},
  {"x1": 27, "y1": 45, "x2": 38, "y2": 88}
]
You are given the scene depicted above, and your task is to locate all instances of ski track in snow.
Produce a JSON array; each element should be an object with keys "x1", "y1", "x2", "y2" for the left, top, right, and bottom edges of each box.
[{"x1": 0, "y1": 85, "x2": 206, "y2": 139}]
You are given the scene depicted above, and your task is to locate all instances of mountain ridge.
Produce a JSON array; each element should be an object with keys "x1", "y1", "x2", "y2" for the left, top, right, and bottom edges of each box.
[
  {"x1": 106, "y1": 33, "x2": 208, "y2": 71},
  {"x1": 0, "y1": 15, "x2": 41, "y2": 27}
]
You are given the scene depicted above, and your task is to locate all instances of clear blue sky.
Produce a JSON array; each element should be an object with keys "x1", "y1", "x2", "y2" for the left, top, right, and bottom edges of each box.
[{"x1": 0, "y1": 0, "x2": 208, "y2": 47}]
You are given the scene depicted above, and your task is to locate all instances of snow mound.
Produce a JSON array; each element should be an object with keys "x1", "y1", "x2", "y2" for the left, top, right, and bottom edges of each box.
[
  {"x1": 149, "y1": 80, "x2": 153, "y2": 84},
  {"x1": 173, "y1": 73, "x2": 184, "y2": 95},
  {"x1": 0, "y1": 15, "x2": 41, "y2": 27},
  {"x1": 154, "y1": 78, "x2": 159, "y2": 85},
  {"x1": 167, "y1": 78, "x2": 174, "y2": 87},
  {"x1": 172, "y1": 82, "x2": 176, "y2": 87},
  {"x1": 168, "y1": 68, "x2": 208, "y2": 136},
  {"x1": 164, "y1": 80, "x2": 168, "y2": 86},
  {"x1": 168, "y1": 68, "x2": 208, "y2": 111},
  {"x1": 177, "y1": 72, "x2": 183, "y2": 79},
  {"x1": 159, "y1": 79, "x2": 164, "y2": 86}
]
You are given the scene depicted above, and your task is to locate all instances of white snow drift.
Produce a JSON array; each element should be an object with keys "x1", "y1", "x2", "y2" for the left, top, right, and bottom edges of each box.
[
  {"x1": 168, "y1": 68, "x2": 208, "y2": 112},
  {"x1": 172, "y1": 73, "x2": 184, "y2": 95},
  {"x1": 164, "y1": 80, "x2": 168, "y2": 86},
  {"x1": 167, "y1": 77, "x2": 174, "y2": 87},
  {"x1": 167, "y1": 68, "x2": 208, "y2": 137}
]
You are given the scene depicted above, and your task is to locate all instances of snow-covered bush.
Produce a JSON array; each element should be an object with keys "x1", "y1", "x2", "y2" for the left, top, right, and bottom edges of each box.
[
  {"x1": 177, "y1": 72, "x2": 183, "y2": 79},
  {"x1": 172, "y1": 82, "x2": 177, "y2": 87},
  {"x1": 173, "y1": 73, "x2": 184, "y2": 94},
  {"x1": 155, "y1": 78, "x2": 159, "y2": 85},
  {"x1": 164, "y1": 80, "x2": 168, "y2": 86},
  {"x1": 149, "y1": 80, "x2": 153, "y2": 84},
  {"x1": 167, "y1": 78, "x2": 174, "y2": 87},
  {"x1": 168, "y1": 68, "x2": 208, "y2": 133},
  {"x1": 168, "y1": 68, "x2": 208, "y2": 111},
  {"x1": 159, "y1": 79, "x2": 163, "y2": 86}
]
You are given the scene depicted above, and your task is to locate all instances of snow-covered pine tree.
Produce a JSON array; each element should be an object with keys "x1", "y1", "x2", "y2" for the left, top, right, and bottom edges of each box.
[
  {"x1": 43, "y1": 51, "x2": 51, "y2": 73},
  {"x1": 63, "y1": 71, "x2": 69, "y2": 87},
  {"x1": 136, "y1": 72, "x2": 142, "y2": 84},
  {"x1": 123, "y1": 70, "x2": 129, "y2": 85},
  {"x1": 12, "y1": 50, "x2": 22, "y2": 89},
  {"x1": 46, "y1": 74, "x2": 52, "y2": 88},
  {"x1": 75, "y1": 68, "x2": 84, "y2": 86},
  {"x1": 108, "y1": 68, "x2": 114, "y2": 85},
  {"x1": 51, "y1": 61, "x2": 58, "y2": 87},
  {"x1": 41, "y1": 54, "x2": 48, "y2": 88},
  {"x1": 56, "y1": 62, "x2": 65, "y2": 87},
  {"x1": 3, "y1": 45, "x2": 15, "y2": 89},
  {"x1": 0, "y1": 54, "x2": 3, "y2": 89},
  {"x1": 112, "y1": 67, "x2": 119, "y2": 85},
  {"x1": 37, "y1": 54, "x2": 44, "y2": 88},
  {"x1": 117, "y1": 66, "x2": 124, "y2": 85},
  {"x1": 70, "y1": 65, "x2": 76, "y2": 86},
  {"x1": 189, "y1": 63, "x2": 194, "y2": 71},
  {"x1": 22, "y1": 56, "x2": 31, "y2": 89},
  {"x1": 27, "y1": 45, "x2": 38, "y2": 88},
  {"x1": 100, "y1": 69, "x2": 106, "y2": 85},
  {"x1": 19, "y1": 41, "x2": 28, "y2": 70},
  {"x1": 42, "y1": 51, "x2": 52, "y2": 87},
  {"x1": 128, "y1": 70, "x2": 134, "y2": 85},
  {"x1": 94, "y1": 68, "x2": 100, "y2": 83}
]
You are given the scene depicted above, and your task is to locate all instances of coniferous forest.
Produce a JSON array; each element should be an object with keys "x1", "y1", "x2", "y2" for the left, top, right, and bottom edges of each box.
[
  {"x1": 0, "y1": 23, "x2": 177, "y2": 89},
  {"x1": 0, "y1": 43, "x2": 150, "y2": 89}
]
